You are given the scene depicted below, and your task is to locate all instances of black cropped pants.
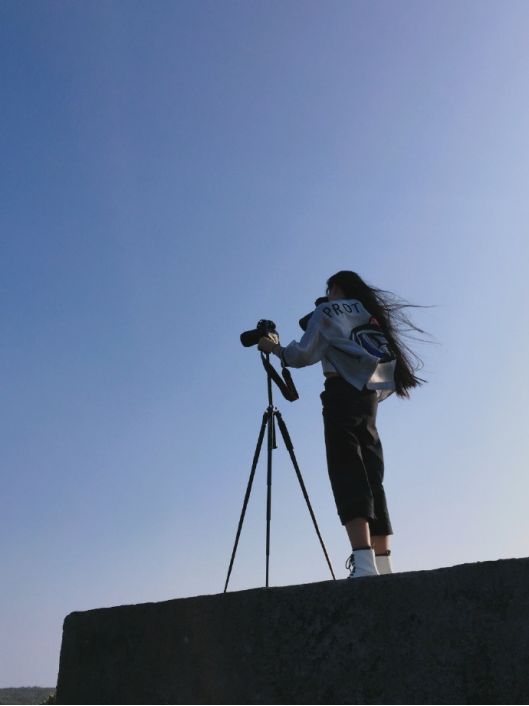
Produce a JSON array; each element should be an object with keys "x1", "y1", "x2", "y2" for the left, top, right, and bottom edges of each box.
[{"x1": 320, "y1": 377, "x2": 393, "y2": 535}]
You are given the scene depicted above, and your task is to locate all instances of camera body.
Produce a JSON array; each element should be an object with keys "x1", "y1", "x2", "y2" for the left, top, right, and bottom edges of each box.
[
  {"x1": 299, "y1": 297, "x2": 329, "y2": 331},
  {"x1": 240, "y1": 319, "x2": 277, "y2": 348}
]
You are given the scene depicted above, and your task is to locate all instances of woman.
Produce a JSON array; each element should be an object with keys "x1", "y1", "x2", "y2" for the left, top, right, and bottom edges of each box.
[{"x1": 258, "y1": 270, "x2": 425, "y2": 579}]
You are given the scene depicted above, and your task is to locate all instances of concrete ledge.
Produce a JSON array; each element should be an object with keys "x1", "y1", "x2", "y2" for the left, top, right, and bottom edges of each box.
[{"x1": 56, "y1": 558, "x2": 529, "y2": 704}]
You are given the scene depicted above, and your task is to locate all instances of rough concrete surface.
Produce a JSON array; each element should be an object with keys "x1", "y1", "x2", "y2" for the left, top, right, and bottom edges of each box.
[{"x1": 56, "y1": 558, "x2": 529, "y2": 704}]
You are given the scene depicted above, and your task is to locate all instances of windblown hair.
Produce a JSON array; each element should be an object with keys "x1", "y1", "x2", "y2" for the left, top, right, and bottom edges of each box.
[{"x1": 326, "y1": 270, "x2": 429, "y2": 398}]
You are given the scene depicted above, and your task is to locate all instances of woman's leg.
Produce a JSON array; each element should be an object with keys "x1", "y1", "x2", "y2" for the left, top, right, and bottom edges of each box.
[
  {"x1": 321, "y1": 385, "x2": 377, "y2": 530},
  {"x1": 371, "y1": 534, "x2": 390, "y2": 553},
  {"x1": 353, "y1": 396, "x2": 393, "y2": 572},
  {"x1": 358, "y1": 409, "x2": 393, "y2": 539},
  {"x1": 345, "y1": 517, "x2": 372, "y2": 550},
  {"x1": 371, "y1": 534, "x2": 393, "y2": 574}
]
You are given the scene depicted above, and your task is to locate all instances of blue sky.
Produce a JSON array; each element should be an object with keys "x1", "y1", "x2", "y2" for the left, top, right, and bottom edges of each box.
[{"x1": 2, "y1": 0, "x2": 529, "y2": 687}]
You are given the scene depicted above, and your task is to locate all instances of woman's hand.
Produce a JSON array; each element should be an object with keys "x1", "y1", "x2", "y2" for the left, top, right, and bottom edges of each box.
[{"x1": 258, "y1": 332, "x2": 280, "y2": 353}]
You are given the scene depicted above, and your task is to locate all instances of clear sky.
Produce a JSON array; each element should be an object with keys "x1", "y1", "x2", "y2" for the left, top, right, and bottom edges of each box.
[{"x1": 2, "y1": 0, "x2": 529, "y2": 688}]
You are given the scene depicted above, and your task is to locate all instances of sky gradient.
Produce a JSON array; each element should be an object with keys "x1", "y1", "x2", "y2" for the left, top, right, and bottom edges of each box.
[{"x1": 2, "y1": 0, "x2": 529, "y2": 687}]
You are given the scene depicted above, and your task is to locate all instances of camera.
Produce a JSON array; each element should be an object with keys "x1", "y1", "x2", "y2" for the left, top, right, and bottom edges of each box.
[
  {"x1": 298, "y1": 297, "x2": 329, "y2": 331},
  {"x1": 240, "y1": 319, "x2": 277, "y2": 348}
]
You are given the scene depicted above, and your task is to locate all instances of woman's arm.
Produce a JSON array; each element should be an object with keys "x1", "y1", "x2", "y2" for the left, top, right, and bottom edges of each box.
[{"x1": 274, "y1": 307, "x2": 329, "y2": 368}]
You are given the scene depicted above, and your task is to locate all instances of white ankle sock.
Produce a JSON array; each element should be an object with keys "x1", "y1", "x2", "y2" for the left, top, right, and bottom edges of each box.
[{"x1": 375, "y1": 550, "x2": 393, "y2": 575}]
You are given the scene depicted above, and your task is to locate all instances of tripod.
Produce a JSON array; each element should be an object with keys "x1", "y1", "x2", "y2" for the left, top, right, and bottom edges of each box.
[{"x1": 224, "y1": 353, "x2": 336, "y2": 591}]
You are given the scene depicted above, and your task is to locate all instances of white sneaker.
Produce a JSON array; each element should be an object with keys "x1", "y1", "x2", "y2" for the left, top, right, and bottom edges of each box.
[
  {"x1": 375, "y1": 550, "x2": 393, "y2": 575},
  {"x1": 346, "y1": 547, "x2": 379, "y2": 578}
]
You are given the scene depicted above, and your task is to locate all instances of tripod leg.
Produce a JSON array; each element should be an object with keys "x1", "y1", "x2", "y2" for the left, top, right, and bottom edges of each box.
[
  {"x1": 265, "y1": 406, "x2": 274, "y2": 588},
  {"x1": 274, "y1": 410, "x2": 336, "y2": 580},
  {"x1": 224, "y1": 411, "x2": 268, "y2": 593}
]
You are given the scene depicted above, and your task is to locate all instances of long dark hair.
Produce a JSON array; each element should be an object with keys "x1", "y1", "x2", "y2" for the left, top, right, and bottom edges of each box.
[{"x1": 326, "y1": 270, "x2": 428, "y2": 398}]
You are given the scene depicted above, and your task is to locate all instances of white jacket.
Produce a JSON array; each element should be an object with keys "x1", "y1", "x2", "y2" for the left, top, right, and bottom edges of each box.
[{"x1": 274, "y1": 299, "x2": 397, "y2": 401}]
